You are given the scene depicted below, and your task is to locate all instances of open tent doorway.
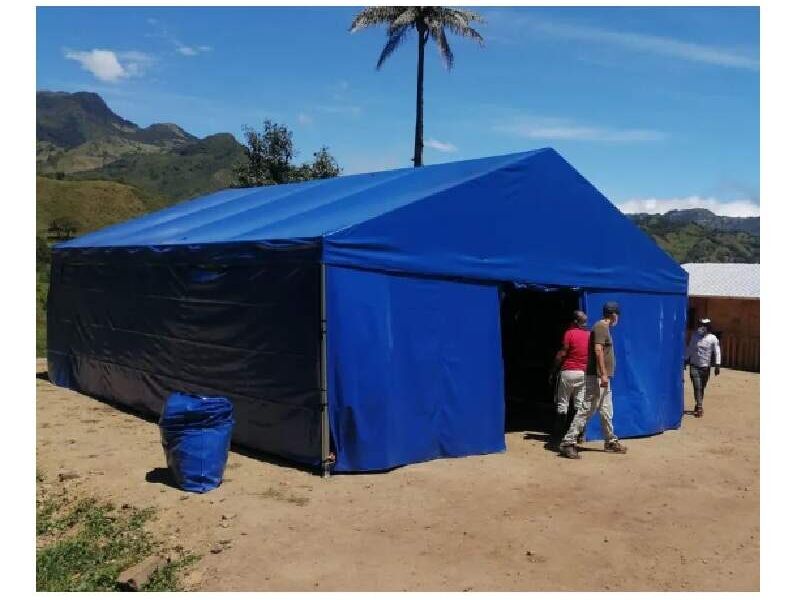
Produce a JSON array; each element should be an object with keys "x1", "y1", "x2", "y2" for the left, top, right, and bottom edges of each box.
[{"x1": 500, "y1": 285, "x2": 581, "y2": 434}]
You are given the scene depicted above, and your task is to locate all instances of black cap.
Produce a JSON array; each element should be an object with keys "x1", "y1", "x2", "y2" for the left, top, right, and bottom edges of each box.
[{"x1": 602, "y1": 301, "x2": 620, "y2": 316}]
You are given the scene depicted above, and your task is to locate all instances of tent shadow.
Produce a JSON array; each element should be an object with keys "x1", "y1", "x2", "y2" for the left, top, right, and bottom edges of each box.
[{"x1": 36, "y1": 370, "x2": 49, "y2": 381}]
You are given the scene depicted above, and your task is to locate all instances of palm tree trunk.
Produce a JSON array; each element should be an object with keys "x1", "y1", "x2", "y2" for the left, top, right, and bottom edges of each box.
[{"x1": 413, "y1": 26, "x2": 425, "y2": 168}]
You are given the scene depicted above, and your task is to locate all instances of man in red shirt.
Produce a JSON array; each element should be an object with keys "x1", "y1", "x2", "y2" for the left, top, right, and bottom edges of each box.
[{"x1": 549, "y1": 310, "x2": 590, "y2": 448}]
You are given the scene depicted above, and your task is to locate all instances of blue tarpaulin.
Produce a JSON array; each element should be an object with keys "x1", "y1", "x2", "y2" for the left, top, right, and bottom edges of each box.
[
  {"x1": 326, "y1": 266, "x2": 506, "y2": 472},
  {"x1": 48, "y1": 148, "x2": 688, "y2": 472}
]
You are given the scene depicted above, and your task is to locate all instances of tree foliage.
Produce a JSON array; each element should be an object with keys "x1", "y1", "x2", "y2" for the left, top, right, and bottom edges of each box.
[
  {"x1": 350, "y1": 6, "x2": 485, "y2": 71},
  {"x1": 234, "y1": 120, "x2": 341, "y2": 187},
  {"x1": 350, "y1": 7, "x2": 485, "y2": 166}
]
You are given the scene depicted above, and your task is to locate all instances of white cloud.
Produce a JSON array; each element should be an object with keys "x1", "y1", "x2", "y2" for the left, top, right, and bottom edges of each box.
[
  {"x1": 64, "y1": 49, "x2": 153, "y2": 83},
  {"x1": 502, "y1": 16, "x2": 759, "y2": 71},
  {"x1": 426, "y1": 138, "x2": 458, "y2": 153},
  {"x1": 495, "y1": 117, "x2": 666, "y2": 143},
  {"x1": 176, "y1": 43, "x2": 212, "y2": 57},
  {"x1": 145, "y1": 17, "x2": 211, "y2": 57},
  {"x1": 297, "y1": 113, "x2": 313, "y2": 126},
  {"x1": 615, "y1": 196, "x2": 760, "y2": 217}
]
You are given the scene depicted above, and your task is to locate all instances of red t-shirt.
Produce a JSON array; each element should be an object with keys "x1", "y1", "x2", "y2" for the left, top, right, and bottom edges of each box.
[{"x1": 561, "y1": 325, "x2": 590, "y2": 372}]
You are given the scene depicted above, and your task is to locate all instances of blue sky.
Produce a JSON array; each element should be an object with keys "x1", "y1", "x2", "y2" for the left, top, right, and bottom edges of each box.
[{"x1": 36, "y1": 5, "x2": 760, "y2": 215}]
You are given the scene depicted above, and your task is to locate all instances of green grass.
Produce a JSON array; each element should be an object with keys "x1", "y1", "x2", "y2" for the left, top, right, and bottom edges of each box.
[
  {"x1": 36, "y1": 268, "x2": 48, "y2": 358},
  {"x1": 36, "y1": 476, "x2": 197, "y2": 591},
  {"x1": 36, "y1": 176, "x2": 163, "y2": 236}
]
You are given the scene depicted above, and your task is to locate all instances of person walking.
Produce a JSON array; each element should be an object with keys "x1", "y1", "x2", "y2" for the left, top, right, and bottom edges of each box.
[
  {"x1": 685, "y1": 317, "x2": 722, "y2": 418},
  {"x1": 548, "y1": 310, "x2": 590, "y2": 448},
  {"x1": 560, "y1": 301, "x2": 628, "y2": 459}
]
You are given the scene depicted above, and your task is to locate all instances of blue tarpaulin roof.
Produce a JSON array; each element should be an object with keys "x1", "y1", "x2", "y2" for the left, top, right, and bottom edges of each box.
[
  {"x1": 58, "y1": 148, "x2": 687, "y2": 293},
  {"x1": 59, "y1": 147, "x2": 686, "y2": 293}
]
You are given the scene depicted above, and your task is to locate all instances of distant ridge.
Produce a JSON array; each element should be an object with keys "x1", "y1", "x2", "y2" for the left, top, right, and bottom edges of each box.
[
  {"x1": 36, "y1": 90, "x2": 245, "y2": 201},
  {"x1": 627, "y1": 208, "x2": 759, "y2": 236},
  {"x1": 627, "y1": 209, "x2": 759, "y2": 263}
]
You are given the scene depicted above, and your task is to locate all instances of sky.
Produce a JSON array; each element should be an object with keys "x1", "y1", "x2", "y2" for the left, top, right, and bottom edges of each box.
[{"x1": 36, "y1": 5, "x2": 760, "y2": 216}]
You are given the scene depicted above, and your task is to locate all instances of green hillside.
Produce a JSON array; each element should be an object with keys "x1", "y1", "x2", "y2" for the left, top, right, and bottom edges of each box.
[
  {"x1": 70, "y1": 133, "x2": 245, "y2": 202},
  {"x1": 36, "y1": 176, "x2": 163, "y2": 235},
  {"x1": 628, "y1": 213, "x2": 760, "y2": 263}
]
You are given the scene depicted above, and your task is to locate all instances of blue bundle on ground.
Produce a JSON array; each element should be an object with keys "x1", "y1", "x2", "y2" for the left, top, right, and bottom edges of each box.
[{"x1": 159, "y1": 392, "x2": 235, "y2": 493}]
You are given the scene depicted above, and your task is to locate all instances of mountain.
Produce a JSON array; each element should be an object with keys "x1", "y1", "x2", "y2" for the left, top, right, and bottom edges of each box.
[
  {"x1": 634, "y1": 208, "x2": 760, "y2": 236},
  {"x1": 71, "y1": 133, "x2": 246, "y2": 202},
  {"x1": 36, "y1": 91, "x2": 245, "y2": 200},
  {"x1": 37, "y1": 91, "x2": 199, "y2": 174},
  {"x1": 627, "y1": 210, "x2": 760, "y2": 264}
]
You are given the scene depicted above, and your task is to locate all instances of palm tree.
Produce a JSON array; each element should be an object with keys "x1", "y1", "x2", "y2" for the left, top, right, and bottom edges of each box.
[{"x1": 350, "y1": 6, "x2": 484, "y2": 167}]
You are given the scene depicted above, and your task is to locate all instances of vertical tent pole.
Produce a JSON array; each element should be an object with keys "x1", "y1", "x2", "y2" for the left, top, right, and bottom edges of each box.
[{"x1": 320, "y1": 263, "x2": 331, "y2": 478}]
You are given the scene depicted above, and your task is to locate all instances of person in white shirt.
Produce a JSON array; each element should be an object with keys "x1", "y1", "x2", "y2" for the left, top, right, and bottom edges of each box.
[{"x1": 684, "y1": 317, "x2": 722, "y2": 418}]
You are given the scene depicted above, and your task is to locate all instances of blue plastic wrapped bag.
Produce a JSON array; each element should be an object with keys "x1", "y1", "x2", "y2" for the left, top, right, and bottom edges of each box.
[{"x1": 159, "y1": 392, "x2": 234, "y2": 493}]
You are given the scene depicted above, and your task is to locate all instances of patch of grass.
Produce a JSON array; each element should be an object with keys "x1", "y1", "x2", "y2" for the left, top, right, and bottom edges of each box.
[
  {"x1": 36, "y1": 479, "x2": 195, "y2": 591},
  {"x1": 143, "y1": 553, "x2": 200, "y2": 592}
]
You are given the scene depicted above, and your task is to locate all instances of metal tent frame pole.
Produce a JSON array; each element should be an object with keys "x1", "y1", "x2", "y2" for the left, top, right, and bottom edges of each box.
[{"x1": 320, "y1": 263, "x2": 331, "y2": 479}]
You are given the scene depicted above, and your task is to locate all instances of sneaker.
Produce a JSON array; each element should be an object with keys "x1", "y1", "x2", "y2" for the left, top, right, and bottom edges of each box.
[
  {"x1": 560, "y1": 444, "x2": 581, "y2": 459},
  {"x1": 604, "y1": 440, "x2": 628, "y2": 454},
  {"x1": 694, "y1": 406, "x2": 704, "y2": 418}
]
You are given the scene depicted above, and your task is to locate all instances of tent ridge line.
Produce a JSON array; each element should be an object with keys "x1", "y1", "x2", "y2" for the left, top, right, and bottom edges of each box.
[{"x1": 319, "y1": 149, "x2": 548, "y2": 240}]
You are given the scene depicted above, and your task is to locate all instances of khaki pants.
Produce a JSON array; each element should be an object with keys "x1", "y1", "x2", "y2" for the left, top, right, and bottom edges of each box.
[
  {"x1": 560, "y1": 375, "x2": 618, "y2": 447},
  {"x1": 556, "y1": 370, "x2": 586, "y2": 415}
]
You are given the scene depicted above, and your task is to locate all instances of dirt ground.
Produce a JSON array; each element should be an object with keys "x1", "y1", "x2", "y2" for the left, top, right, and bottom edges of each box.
[{"x1": 35, "y1": 360, "x2": 759, "y2": 591}]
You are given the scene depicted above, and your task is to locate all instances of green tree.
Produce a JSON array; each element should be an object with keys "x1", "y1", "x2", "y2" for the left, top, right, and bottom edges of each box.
[
  {"x1": 350, "y1": 6, "x2": 485, "y2": 167},
  {"x1": 295, "y1": 146, "x2": 342, "y2": 181},
  {"x1": 235, "y1": 120, "x2": 341, "y2": 187}
]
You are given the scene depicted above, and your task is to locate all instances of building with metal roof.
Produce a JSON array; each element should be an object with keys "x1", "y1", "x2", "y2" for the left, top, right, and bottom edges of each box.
[
  {"x1": 682, "y1": 263, "x2": 760, "y2": 371},
  {"x1": 682, "y1": 263, "x2": 759, "y2": 299}
]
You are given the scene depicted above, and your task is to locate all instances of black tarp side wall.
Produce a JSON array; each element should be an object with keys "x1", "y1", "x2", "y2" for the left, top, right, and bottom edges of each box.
[{"x1": 47, "y1": 241, "x2": 323, "y2": 465}]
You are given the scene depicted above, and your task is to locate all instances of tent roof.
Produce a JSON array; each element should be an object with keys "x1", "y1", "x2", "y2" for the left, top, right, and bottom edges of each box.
[
  {"x1": 58, "y1": 148, "x2": 687, "y2": 293},
  {"x1": 59, "y1": 149, "x2": 545, "y2": 248}
]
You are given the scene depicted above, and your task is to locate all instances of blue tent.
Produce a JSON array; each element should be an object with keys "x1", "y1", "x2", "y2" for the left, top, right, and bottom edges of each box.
[{"x1": 48, "y1": 148, "x2": 687, "y2": 472}]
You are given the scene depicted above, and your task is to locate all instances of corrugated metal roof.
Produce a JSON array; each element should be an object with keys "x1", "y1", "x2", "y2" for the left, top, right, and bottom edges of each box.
[{"x1": 681, "y1": 263, "x2": 760, "y2": 298}]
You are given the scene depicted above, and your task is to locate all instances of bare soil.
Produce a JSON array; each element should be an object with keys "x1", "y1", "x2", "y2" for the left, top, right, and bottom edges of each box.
[{"x1": 36, "y1": 360, "x2": 759, "y2": 591}]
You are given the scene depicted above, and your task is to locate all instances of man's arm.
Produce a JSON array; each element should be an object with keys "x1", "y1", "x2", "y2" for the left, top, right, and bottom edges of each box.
[
  {"x1": 595, "y1": 343, "x2": 608, "y2": 386},
  {"x1": 713, "y1": 337, "x2": 722, "y2": 376}
]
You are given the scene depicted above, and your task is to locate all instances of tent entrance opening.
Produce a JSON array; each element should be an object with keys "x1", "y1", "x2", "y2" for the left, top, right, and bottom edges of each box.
[{"x1": 500, "y1": 285, "x2": 580, "y2": 433}]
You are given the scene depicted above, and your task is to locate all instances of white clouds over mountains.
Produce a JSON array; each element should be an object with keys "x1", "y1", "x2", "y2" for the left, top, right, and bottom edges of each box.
[
  {"x1": 615, "y1": 196, "x2": 760, "y2": 217},
  {"x1": 64, "y1": 49, "x2": 154, "y2": 83}
]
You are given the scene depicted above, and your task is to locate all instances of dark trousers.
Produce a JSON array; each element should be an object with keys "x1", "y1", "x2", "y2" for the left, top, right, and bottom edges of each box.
[{"x1": 689, "y1": 365, "x2": 711, "y2": 408}]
